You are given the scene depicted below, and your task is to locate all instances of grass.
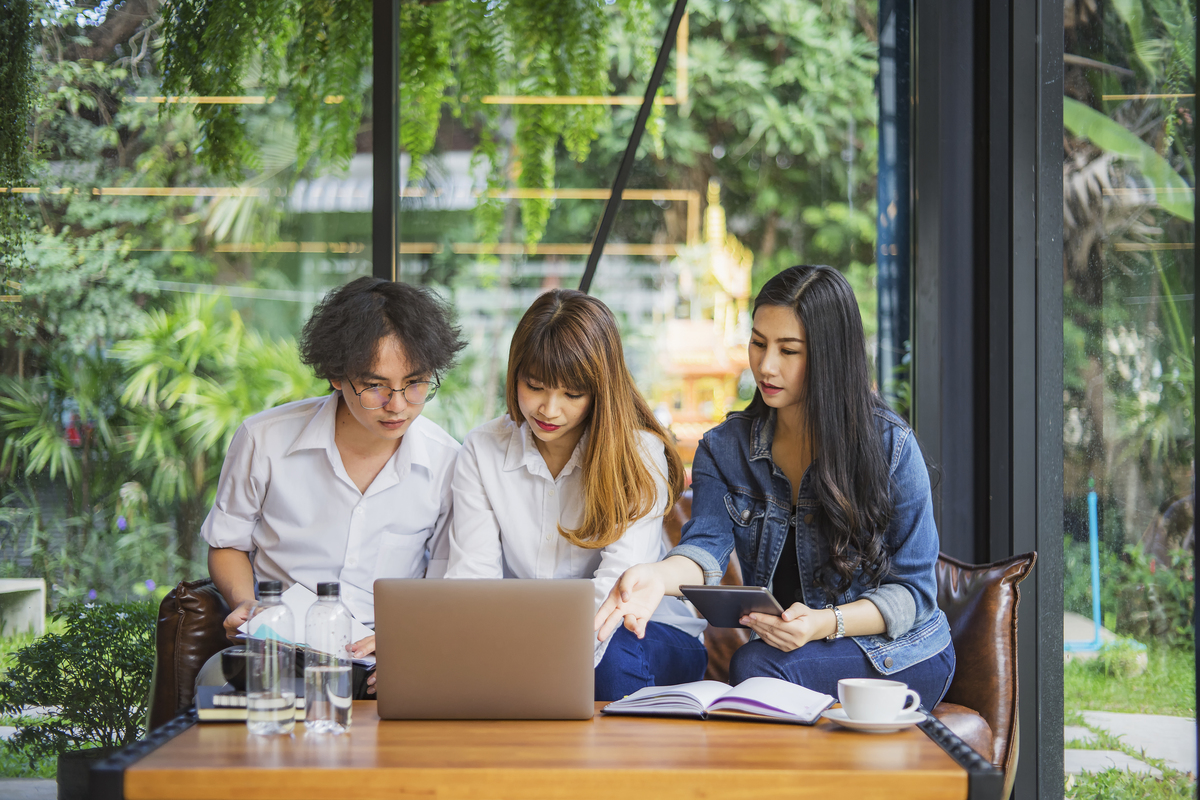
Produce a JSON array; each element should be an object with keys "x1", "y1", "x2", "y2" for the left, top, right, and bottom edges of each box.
[
  {"x1": 1066, "y1": 769, "x2": 1197, "y2": 799},
  {"x1": 1064, "y1": 642, "x2": 1196, "y2": 800},
  {"x1": 1065, "y1": 642, "x2": 1196, "y2": 717},
  {"x1": 0, "y1": 743, "x2": 55, "y2": 780}
]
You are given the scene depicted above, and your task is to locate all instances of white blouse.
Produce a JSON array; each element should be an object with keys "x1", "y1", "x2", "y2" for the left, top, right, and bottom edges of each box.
[
  {"x1": 445, "y1": 415, "x2": 706, "y2": 665},
  {"x1": 200, "y1": 392, "x2": 459, "y2": 625}
]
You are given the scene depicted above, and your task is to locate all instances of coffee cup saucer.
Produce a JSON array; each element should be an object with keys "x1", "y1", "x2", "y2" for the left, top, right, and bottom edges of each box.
[{"x1": 821, "y1": 708, "x2": 926, "y2": 733}]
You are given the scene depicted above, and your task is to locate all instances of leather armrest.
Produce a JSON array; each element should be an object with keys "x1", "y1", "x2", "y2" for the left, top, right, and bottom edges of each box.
[
  {"x1": 931, "y1": 701, "x2": 994, "y2": 762},
  {"x1": 148, "y1": 578, "x2": 231, "y2": 729}
]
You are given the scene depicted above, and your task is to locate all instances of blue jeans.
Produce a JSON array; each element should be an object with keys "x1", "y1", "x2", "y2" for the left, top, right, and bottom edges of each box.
[
  {"x1": 729, "y1": 637, "x2": 956, "y2": 709},
  {"x1": 594, "y1": 622, "x2": 708, "y2": 702}
]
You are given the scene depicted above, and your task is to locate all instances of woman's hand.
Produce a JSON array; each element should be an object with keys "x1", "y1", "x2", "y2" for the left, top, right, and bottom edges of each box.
[
  {"x1": 349, "y1": 636, "x2": 377, "y2": 695},
  {"x1": 594, "y1": 563, "x2": 667, "y2": 642},
  {"x1": 741, "y1": 603, "x2": 833, "y2": 652},
  {"x1": 223, "y1": 600, "x2": 254, "y2": 643}
]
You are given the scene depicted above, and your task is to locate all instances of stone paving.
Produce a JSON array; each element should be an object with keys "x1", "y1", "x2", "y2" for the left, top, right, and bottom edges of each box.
[
  {"x1": 1064, "y1": 711, "x2": 1197, "y2": 778},
  {"x1": 0, "y1": 778, "x2": 56, "y2": 799}
]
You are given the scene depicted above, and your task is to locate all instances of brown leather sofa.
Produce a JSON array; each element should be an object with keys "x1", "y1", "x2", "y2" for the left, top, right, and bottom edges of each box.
[{"x1": 149, "y1": 498, "x2": 1034, "y2": 798}]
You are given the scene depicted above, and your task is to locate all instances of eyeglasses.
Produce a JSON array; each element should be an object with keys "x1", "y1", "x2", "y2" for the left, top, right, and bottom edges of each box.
[{"x1": 345, "y1": 379, "x2": 439, "y2": 409}]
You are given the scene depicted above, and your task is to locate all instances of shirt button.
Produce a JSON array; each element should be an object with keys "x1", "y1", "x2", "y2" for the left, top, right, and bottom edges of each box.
[
  {"x1": 549, "y1": 489, "x2": 555, "y2": 497},
  {"x1": 346, "y1": 558, "x2": 357, "y2": 568},
  {"x1": 804, "y1": 513, "x2": 814, "y2": 524},
  {"x1": 884, "y1": 657, "x2": 894, "y2": 668},
  {"x1": 355, "y1": 507, "x2": 364, "y2": 515},
  {"x1": 740, "y1": 509, "x2": 751, "y2": 521}
]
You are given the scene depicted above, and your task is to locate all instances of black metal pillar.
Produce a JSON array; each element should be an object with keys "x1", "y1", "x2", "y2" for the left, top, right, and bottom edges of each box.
[
  {"x1": 579, "y1": 0, "x2": 688, "y2": 294},
  {"x1": 912, "y1": 0, "x2": 1064, "y2": 796},
  {"x1": 372, "y1": 0, "x2": 398, "y2": 282},
  {"x1": 912, "y1": 0, "x2": 979, "y2": 560}
]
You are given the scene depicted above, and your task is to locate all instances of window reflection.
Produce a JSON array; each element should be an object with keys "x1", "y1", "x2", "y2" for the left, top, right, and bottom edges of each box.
[{"x1": 1061, "y1": 0, "x2": 1195, "y2": 783}]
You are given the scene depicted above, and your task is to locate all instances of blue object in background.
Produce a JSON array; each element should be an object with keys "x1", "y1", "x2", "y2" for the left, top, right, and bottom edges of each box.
[{"x1": 1064, "y1": 490, "x2": 1104, "y2": 652}]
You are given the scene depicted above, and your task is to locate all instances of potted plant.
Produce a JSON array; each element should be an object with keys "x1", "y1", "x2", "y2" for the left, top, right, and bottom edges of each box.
[{"x1": 0, "y1": 600, "x2": 156, "y2": 800}]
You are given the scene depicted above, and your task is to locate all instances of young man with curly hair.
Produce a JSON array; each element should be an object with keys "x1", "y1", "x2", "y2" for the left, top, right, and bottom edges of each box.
[{"x1": 200, "y1": 277, "x2": 465, "y2": 696}]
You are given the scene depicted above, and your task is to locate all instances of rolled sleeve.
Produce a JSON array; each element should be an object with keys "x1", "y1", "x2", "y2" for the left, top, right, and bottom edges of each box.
[
  {"x1": 859, "y1": 583, "x2": 917, "y2": 639},
  {"x1": 200, "y1": 424, "x2": 263, "y2": 551},
  {"x1": 664, "y1": 543, "x2": 725, "y2": 584}
]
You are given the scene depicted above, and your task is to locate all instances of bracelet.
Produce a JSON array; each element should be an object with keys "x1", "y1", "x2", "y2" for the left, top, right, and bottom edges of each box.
[{"x1": 824, "y1": 604, "x2": 844, "y2": 641}]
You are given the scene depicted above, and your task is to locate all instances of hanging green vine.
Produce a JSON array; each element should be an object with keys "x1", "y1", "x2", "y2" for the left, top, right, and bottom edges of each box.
[
  {"x1": 0, "y1": 0, "x2": 36, "y2": 319},
  {"x1": 160, "y1": 0, "x2": 371, "y2": 176},
  {"x1": 159, "y1": 0, "x2": 656, "y2": 245}
]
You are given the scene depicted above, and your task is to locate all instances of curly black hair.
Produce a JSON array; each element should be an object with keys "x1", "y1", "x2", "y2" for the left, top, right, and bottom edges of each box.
[{"x1": 299, "y1": 277, "x2": 465, "y2": 383}]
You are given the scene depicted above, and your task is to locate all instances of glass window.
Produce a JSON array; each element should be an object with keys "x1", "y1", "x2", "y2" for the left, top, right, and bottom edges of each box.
[
  {"x1": 1061, "y1": 0, "x2": 1195, "y2": 785},
  {"x1": 399, "y1": 3, "x2": 887, "y2": 451}
]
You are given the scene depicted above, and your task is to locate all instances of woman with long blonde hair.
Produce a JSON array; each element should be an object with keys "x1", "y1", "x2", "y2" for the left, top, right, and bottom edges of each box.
[{"x1": 446, "y1": 289, "x2": 707, "y2": 700}]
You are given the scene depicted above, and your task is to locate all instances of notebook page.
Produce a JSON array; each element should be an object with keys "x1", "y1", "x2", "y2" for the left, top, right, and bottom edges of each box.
[{"x1": 707, "y1": 676, "x2": 833, "y2": 718}]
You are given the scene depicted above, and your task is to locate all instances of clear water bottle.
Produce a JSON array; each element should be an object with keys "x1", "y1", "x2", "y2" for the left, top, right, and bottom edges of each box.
[
  {"x1": 246, "y1": 580, "x2": 296, "y2": 735},
  {"x1": 303, "y1": 582, "x2": 353, "y2": 733}
]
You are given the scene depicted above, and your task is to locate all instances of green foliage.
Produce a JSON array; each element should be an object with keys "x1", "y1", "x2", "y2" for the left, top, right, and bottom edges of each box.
[
  {"x1": 157, "y1": 0, "x2": 654, "y2": 244},
  {"x1": 19, "y1": 229, "x2": 158, "y2": 353},
  {"x1": 1063, "y1": 537, "x2": 1194, "y2": 649},
  {"x1": 0, "y1": 601, "x2": 155, "y2": 762},
  {"x1": 0, "y1": 0, "x2": 37, "y2": 325},
  {"x1": 1064, "y1": 97, "x2": 1192, "y2": 220},
  {"x1": 1, "y1": 290, "x2": 325, "y2": 597},
  {"x1": 400, "y1": 2, "x2": 455, "y2": 183},
  {"x1": 0, "y1": 741, "x2": 56, "y2": 779}
]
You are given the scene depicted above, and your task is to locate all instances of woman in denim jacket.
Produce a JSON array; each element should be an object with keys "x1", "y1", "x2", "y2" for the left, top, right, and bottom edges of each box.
[{"x1": 596, "y1": 265, "x2": 955, "y2": 706}]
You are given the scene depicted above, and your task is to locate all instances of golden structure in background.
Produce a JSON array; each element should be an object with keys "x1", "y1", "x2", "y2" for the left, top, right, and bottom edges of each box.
[{"x1": 656, "y1": 179, "x2": 753, "y2": 463}]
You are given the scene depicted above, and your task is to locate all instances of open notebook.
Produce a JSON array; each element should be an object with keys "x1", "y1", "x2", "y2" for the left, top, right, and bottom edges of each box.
[{"x1": 602, "y1": 677, "x2": 835, "y2": 725}]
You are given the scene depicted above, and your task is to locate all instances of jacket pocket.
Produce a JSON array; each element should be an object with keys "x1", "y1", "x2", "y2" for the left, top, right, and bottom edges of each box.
[{"x1": 724, "y1": 493, "x2": 764, "y2": 573}]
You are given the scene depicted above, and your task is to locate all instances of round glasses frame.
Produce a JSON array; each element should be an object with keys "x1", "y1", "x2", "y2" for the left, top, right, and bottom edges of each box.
[{"x1": 346, "y1": 378, "x2": 439, "y2": 409}]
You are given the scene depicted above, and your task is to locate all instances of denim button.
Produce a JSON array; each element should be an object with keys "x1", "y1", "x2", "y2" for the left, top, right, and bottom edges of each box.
[
  {"x1": 804, "y1": 513, "x2": 814, "y2": 524},
  {"x1": 884, "y1": 656, "x2": 894, "y2": 668},
  {"x1": 741, "y1": 509, "x2": 751, "y2": 521}
]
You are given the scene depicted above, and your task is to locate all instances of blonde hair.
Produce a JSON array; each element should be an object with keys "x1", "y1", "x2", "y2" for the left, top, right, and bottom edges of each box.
[{"x1": 506, "y1": 289, "x2": 685, "y2": 549}]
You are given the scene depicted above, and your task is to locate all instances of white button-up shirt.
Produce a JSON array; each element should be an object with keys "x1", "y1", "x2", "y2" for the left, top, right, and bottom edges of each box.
[
  {"x1": 445, "y1": 415, "x2": 705, "y2": 665},
  {"x1": 200, "y1": 392, "x2": 459, "y2": 625}
]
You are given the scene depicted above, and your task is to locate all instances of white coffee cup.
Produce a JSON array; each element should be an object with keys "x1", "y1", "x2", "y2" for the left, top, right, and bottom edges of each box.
[{"x1": 837, "y1": 678, "x2": 921, "y2": 722}]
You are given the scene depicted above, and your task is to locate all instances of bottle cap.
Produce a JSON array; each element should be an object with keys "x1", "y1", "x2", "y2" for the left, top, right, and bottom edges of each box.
[
  {"x1": 258, "y1": 580, "x2": 283, "y2": 595},
  {"x1": 317, "y1": 582, "x2": 340, "y2": 598}
]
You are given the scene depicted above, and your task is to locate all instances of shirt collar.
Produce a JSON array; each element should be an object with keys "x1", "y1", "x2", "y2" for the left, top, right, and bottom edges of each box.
[
  {"x1": 285, "y1": 392, "x2": 340, "y2": 456},
  {"x1": 750, "y1": 409, "x2": 775, "y2": 461},
  {"x1": 283, "y1": 391, "x2": 430, "y2": 475},
  {"x1": 503, "y1": 418, "x2": 588, "y2": 480}
]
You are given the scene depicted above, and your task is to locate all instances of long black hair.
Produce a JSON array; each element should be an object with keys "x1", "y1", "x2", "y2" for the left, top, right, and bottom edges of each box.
[{"x1": 746, "y1": 265, "x2": 893, "y2": 595}]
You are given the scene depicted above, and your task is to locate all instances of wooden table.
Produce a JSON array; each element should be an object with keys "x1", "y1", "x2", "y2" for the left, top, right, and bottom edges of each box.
[{"x1": 93, "y1": 702, "x2": 1001, "y2": 800}]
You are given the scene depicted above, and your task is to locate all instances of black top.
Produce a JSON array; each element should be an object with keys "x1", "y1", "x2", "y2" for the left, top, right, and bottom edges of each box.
[
  {"x1": 258, "y1": 580, "x2": 283, "y2": 595},
  {"x1": 771, "y1": 511, "x2": 804, "y2": 610},
  {"x1": 317, "y1": 582, "x2": 340, "y2": 597}
]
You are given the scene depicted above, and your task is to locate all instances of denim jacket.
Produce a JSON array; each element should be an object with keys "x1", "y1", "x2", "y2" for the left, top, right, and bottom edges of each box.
[{"x1": 667, "y1": 407, "x2": 951, "y2": 675}]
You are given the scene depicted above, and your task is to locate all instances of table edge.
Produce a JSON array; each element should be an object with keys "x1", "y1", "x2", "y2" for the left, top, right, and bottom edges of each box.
[{"x1": 92, "y1": 705, "x2": 1003, "y2": 800}]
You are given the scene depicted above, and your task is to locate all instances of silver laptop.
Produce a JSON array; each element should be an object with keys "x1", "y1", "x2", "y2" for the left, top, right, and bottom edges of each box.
[{"x1": 373, "y1": 579, "x2": 595, "y2": 720}]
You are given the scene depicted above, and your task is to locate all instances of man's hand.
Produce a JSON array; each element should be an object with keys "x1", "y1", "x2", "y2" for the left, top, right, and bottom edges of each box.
[
  {"x1": 350, "y1": 635, "x2": 377, "y2": 695},
  {"x1": 594, "y1": 563, "x2": 667, "y2": 642},
  {"x1": 740, "y1": 603, "x2": 834, "y2": 652},
  {"x1": 223, "y1": 600, "x2": 254, "y2": 643}
]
